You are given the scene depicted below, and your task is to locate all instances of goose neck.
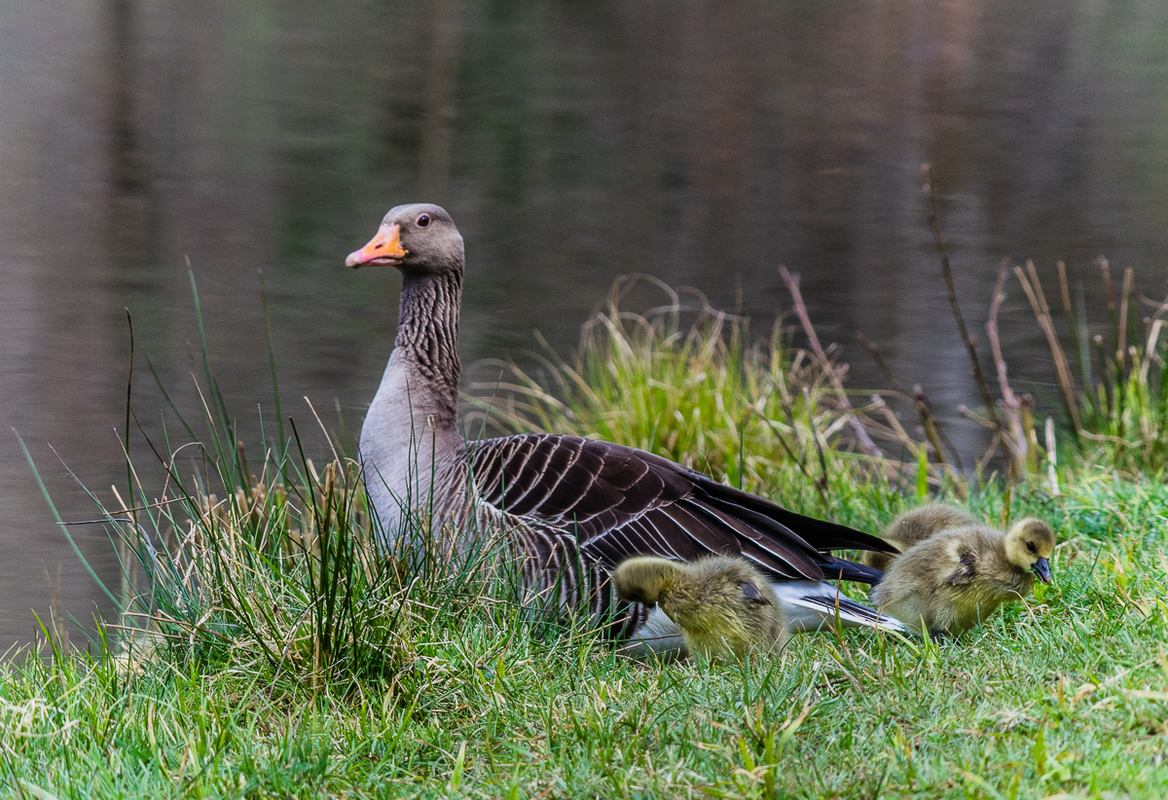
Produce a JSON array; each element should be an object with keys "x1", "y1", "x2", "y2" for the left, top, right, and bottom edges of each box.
[{"x1": 395, "y1": 270, "x2": 462, "y2": 417}]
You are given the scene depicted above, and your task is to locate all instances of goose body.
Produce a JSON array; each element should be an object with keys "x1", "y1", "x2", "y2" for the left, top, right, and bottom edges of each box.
[
  {"x1": 862, "y1": 503, "x2": 979, "y2": 572},
  {"x1": 870, "y1": 518, "x2": 1055, "y2": 637},
  {"x1": 614, "y1": 555, "x2": 788, "y2": 660},
  {"x1": 348, "y1": 203, "x2": 906, "y2": 651}
]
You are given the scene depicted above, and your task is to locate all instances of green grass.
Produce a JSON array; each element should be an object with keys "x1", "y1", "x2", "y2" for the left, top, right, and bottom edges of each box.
[
  {"x1": 5, "y1": 498, "x2": 1168, "y2": 799},
  {"x1": 6, "y1": 277, "x2": 1168, "y2": 799}
]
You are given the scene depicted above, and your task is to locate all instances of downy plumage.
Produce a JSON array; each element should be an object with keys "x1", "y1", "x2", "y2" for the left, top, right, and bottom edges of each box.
[
  {"x1": 613, "y1": 555, "x2": 788, "y2": 661},
  {"x1": 862, "y1": 503, "x2": 979, "y2": 572},
  {"x1": 870, "y1": 517, "x2": 1055, "y2": 637}
]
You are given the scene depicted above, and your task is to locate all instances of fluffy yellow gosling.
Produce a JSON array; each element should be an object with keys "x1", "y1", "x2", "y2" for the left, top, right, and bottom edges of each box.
[
  {"x1": 614, "y1": 555, "x2": 789, "y2": 661},
  {"x1": 871, "y1": 518, "x2": 1055, "y2": 637}
]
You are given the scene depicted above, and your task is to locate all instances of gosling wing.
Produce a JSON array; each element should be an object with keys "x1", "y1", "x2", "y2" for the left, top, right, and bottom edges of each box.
[{"x1": 942, "y1": 545, "x2": 979, "y2": 586}]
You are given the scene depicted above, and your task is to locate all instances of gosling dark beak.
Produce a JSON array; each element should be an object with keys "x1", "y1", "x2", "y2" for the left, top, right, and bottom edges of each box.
[{"x1": 1032, "y1": 557, "x2": 1052, "y2": 584}]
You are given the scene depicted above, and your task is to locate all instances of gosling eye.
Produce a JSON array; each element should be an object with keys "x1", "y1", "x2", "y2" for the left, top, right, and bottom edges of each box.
[
  {"x1": 416, "y1": 213, "x2": 431, "y2": 228},
  {"x1": 1025, "y1": 541, "x2": 1037, "y2": 554},
  {"x1": 740, "y1": 582, "x2": 768, "y2": 604}
]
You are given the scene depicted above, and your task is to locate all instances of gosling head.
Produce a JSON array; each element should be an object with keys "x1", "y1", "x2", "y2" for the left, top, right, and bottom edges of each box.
[
  {"x1": 612, "y1": 556, "x2": 681, "y2": 606},
  {"x1": 1003, "y1": 518, "x2": 1055, "y2": 584}
]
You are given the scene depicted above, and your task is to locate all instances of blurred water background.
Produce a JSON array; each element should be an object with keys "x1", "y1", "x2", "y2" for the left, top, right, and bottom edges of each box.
[{"x1": 3, "y1": 0, "x2": 1168, "y2": 651}]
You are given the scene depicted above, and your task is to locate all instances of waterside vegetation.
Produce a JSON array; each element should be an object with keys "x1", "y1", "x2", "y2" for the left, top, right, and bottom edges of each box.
[{"x1": 6, "y1": 258, "x2": 1168, "y2": 798}]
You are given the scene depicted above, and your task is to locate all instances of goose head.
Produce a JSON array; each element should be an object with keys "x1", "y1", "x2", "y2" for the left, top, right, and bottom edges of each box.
[
  {"x1": 1004, "y1": 518, "x2": 1055, "y2": 584},
  {"x1": 345, "y1": 203, "x2": 464, "y2": 277}
]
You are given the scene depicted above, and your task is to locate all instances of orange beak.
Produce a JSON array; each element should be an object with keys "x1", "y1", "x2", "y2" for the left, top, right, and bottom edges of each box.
[{"x1": 345, "y1": 223, "x2": 408, "y2": 268}]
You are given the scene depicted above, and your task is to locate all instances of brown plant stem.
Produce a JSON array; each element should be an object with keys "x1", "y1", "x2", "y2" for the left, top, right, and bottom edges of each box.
[
  {"x1": 1119, "y1": 267, "x2": 1134, "y2": 373},
  {"x1": 778, "y1": 265, "x2": 882, "y2": 458},
  {"x1": 912, "y1": 387, "x2": 966, "y2": 493},
  {"x1": 984, "y1": 259, "x2": 1027, "y2": 476},
  {"x1": 922, "y1": 165, "x2": 1006, "y2": 449},
  {"x1": 855, "y1": 331, "x2": 965, "y2": 478},
  {"x1": 1014, "y1": 261, "x2": 1083, "y2": 437}
]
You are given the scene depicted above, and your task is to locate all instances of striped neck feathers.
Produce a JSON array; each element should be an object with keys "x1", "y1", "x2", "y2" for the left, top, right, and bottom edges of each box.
[{"x1": 394, "y1": 270, "x2": 462, "y2": 424}]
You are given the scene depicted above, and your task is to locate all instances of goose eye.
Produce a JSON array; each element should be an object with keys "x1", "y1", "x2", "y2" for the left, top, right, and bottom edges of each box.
[
  {"x1": 416, "y1": 213, "x2": 431, "y2": 228},
  {"x1": 1025, "y1": 541, "x2": 1037, "y2": 554}
]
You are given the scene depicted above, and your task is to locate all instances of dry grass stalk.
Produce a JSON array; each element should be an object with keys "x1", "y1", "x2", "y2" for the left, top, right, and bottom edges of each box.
[
  {"x1": 921, "y1": 164, "x2": 1007, "y2": 446},
  {"x1": 1100, "y1": 256, "x2": 1117, "y2": 344},
  {"x1": 1057, "y1": 261, "x2": 1073, "y2": 317},
  {"x1": 778, "y1": 266, "x2": 881, "y2": 458},
  {"x1": 867, "y1": 395, "x2": 918, "y2": 451},
  {"x1": 913, "y1": 386, "x2": 963, "y2": 486},
  {"x1": 1014, "y1": 261, "x2": 1083, "y2": 436},
  {"x1": 1045, "y1": 416, "x2": 1059, "y2": 494},
  {"x1": 984, "y1": 259, "x2": 1029, "y2": 477},
  {"x1": 854, "y1": 330, "x2": 964, "y2": 487},
  {"x1": 1118, "y1": 267, "x2": 1134, "y2": 371}
]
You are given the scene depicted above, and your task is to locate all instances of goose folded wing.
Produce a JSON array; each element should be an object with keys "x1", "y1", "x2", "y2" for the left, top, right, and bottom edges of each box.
[
  {"x1": 469, "y1": 434, "x2": 690, "y2": 525},
  {"x1": 468, "y1": 434, "x2": 891, "y2": 583}
]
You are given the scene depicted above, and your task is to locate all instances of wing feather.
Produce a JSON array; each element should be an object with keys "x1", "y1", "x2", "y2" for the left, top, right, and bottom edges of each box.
[{"x1": 468, "y1": 433, "x2": 886, "y2": 585}]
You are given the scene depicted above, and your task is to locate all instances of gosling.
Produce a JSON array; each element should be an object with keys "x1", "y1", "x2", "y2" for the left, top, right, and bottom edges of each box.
[
  {"x1": 870, "y1": 518, "x2": 1055, "y2": 638},
  {"x1": 862, "y1": 503, "x2": 980, "y2": 572},
  {"x1": 613, "y1": 555, "x2": 789, "y2": 661}
]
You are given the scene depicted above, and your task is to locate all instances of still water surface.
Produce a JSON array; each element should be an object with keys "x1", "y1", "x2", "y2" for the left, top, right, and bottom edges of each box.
[{"x1": 3, "y1": 1, "x2": 1168, "y2": 651}]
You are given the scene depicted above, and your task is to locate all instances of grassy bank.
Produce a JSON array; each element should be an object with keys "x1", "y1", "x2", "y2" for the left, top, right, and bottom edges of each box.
[{"x1": 5, "y1": 276, "x2": 1168, "y2": 798}]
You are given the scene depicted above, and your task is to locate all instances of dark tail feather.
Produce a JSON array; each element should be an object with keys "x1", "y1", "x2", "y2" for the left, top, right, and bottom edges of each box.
[
  {"x1": 766, "y1": 506, "x2": 898, "y2": 554},
  {"x1": 693, "y1": 478, "x2": 898, "y2": 555},
  {"x1": 821, "y1": 555, "x2": 885, "y2": 585}
]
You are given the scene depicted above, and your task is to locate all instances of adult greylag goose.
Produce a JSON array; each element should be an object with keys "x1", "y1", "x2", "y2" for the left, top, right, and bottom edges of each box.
[{"x1": 347, "y1": 203, "x2": 906, "y2": 653}]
